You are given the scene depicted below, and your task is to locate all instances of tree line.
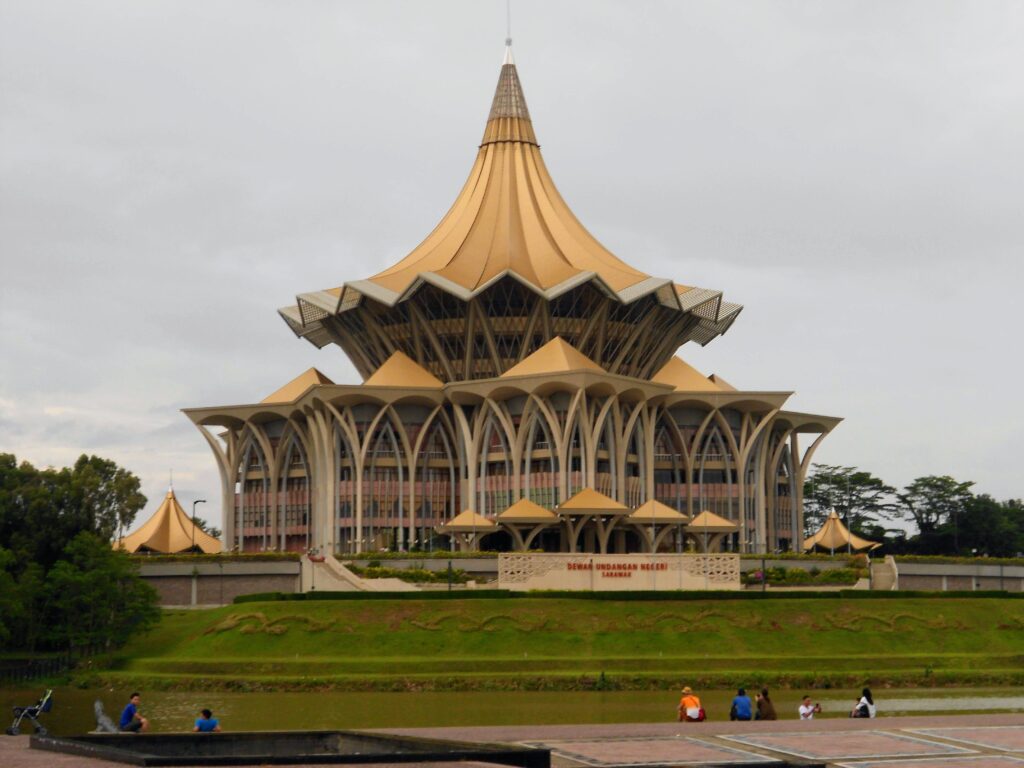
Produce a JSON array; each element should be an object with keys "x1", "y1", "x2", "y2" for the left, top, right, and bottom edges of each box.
[
  {"x1": 804, "y1": 464, "x2": 1024, "y2": 556},
  {"x1": 0, "y1": 453, "x2": 160, "y2": 652}
]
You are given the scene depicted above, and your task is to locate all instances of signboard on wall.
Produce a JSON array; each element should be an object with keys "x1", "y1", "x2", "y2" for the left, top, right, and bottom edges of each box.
[{"x1": 498, "y1": 553, "x2": 740, "y2": 591}]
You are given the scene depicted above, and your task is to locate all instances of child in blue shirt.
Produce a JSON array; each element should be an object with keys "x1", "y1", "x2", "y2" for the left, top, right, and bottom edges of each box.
[
  {"x1": 193, "y1": 709, "x2": 221, "y2": 732},
  {"x1": 119, "y1": 692, "x2": 149, "y2": 732}
]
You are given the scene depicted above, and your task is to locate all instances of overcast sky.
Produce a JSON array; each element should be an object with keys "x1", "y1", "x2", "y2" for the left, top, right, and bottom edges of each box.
[{"x1": 2, "y1": 1, "x2": 1021, "y2": 533}]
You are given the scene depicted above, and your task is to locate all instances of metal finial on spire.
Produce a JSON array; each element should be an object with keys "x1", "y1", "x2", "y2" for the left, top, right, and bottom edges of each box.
[
  {"x1": 502, "y1": 0, "x2": 515, "y2": 66},
  {"x1": 168, "y1": 469, "x2": 173, "y2": 492}
]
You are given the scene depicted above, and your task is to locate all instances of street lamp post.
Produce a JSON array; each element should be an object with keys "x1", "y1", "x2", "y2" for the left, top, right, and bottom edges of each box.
[
  {"x1": 192, "y1": 499, "x2": 207, "y2": 553},
  {"x1": 845, "y1": 476, "x2": 852, "y2": 554}
]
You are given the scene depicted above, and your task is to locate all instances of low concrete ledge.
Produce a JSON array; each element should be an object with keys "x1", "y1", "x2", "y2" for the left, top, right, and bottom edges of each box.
[{"x1": 137, "y1": 561, "x2": 300, "y2": 577}]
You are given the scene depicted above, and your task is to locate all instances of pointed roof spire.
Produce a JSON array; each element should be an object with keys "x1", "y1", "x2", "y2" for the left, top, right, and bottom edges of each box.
[{"x1": 483, "y1": 40, "x2": 536, "y2": 145}]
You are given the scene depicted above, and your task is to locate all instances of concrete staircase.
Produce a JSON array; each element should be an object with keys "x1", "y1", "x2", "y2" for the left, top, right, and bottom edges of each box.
[
  {"x1": 870, "y1": 555, "x2": 898, "y2": 591},
  {"x1": 300, "y1": 554, "x2": 418, "y2": 593}
]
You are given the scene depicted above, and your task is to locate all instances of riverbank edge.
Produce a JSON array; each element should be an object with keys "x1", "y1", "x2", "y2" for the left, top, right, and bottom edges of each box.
[{"x1": 64, "y1": 668, "x2": 1024, "y2": 693}]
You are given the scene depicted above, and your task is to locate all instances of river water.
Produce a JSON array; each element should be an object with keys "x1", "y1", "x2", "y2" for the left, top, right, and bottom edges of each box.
[{"x1": 3, "y1": 687, "x2": 1023, "y2": 736}]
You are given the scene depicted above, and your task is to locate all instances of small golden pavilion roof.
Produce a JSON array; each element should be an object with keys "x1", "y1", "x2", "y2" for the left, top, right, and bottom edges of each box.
[
  {"x1": 364, "y1": 350, "x2": 444, "y2": 388},
  {"x1": 262, "y1": 368, "x2": 334, "y2": 404},
  {"x1": 438, "y1": 509, "x2": 497, "y2": 532},
  {"x1": 629, "y1": 499, "x2": 690, "y2": 524},
  {"x1": 558, "y1": 487, "x2": 630, "y2": 515},
  {"x1": 497, "y1": 497, "x2": 558, "y2": 523},
  {"x1": 688, "y1": 510, "x2": 739, "y2": 532},
  {"x1": 803, "y1": 510, "x2": 881, "y2": 552},
  {"x1": 501, "y1": 337, "x2": 604, "y2": 378},
  {"x1": 115, "y1": 488, "x2": 222, "y2": 554},
  {"x1": 652, "y1": 357, "x2": 722, "y2": 392}
]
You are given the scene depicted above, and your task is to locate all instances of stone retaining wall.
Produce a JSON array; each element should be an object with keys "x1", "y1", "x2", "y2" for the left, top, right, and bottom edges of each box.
[{"x1": 137, "y1": 561, "x2": 301, "y2": 606}]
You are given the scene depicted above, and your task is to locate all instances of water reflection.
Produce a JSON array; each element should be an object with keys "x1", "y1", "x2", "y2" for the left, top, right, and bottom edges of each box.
[{"x1": 2, "y1": 687, "x2": 1021, "y2": 736}]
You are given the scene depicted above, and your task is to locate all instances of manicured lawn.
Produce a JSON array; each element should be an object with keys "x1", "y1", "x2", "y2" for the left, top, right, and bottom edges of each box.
[{"x1": 89, "y1": 596, "x2": 1024, "y2": 691}]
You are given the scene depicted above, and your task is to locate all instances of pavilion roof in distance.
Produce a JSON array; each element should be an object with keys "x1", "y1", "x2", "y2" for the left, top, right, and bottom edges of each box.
[
  {"x1": 115, "y1": 488, "x2": 222, "y2": 554},
  {"x1": 281, "y1": 42, "x2": 742, "y2": 356}
]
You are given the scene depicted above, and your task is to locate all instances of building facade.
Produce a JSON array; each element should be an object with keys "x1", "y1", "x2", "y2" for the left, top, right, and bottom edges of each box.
[{"x1": 185, "y1": 46, "x2": 840, "y2": 556}]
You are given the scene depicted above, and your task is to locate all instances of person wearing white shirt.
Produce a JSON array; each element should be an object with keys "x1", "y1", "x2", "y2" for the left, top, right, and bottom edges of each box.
[
  {"x1": 851, "y1": 688, "x2": 877, "y2": 718},
  {"x1": 798, "y1": 696, "x2": 822, "y2": 720}
]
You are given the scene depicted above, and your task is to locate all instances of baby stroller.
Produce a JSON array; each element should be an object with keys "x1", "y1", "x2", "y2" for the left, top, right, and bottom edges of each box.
[{"x1": 6, "y1": 689, "x2": 53, "y2": 736}]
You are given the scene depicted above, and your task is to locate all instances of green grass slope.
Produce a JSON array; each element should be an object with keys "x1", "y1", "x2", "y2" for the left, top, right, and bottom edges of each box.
[{"x1": 89, "y1": 596, "x2": 1024, "y2": 691}]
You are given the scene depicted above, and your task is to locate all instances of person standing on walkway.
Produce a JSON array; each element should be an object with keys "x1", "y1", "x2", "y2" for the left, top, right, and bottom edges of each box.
[
  {"x1": 756, "y1": 688, "x2": 777, "y2": 721},
  {"x1": 798, "y1": 696, "x2": 822, "y2": 720},
  {"x1": 677, "y1": 686, "x2": 705, "y2": 722},
  {"x1": 119, "y1": 692, "x2": 149, "y2": 733},
  {"x1": 730, "y1": 688, "x2": 753, "y2": 721}
]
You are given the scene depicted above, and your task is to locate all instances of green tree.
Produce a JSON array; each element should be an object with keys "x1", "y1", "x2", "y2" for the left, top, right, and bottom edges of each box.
[
  {"x1": 940, "y1": 494, "x2": 1023, "y2": 558},
  {"x1": 0, "y1": 453, "x2": 157, "y2": 650},
  {"x1": 66, "y1": 454, "x2": 147, "y2": 543},
  {"x1": 0, "y1": 547, "x2": 21, "y2": 647},
  {"x1": 803, "y1": 464, "x2": 896, "y2": 537},
  {"x1": 897, "y1": 475, "x2": 975, "y2": 554},
  {"x1": 46, "y1": 532, "x2": 159, "y2": 650},
  {"x1": 191, "y1": 515, "x2": 222, "y2": 540},
  {"x1": 0, "y1": 453, "x2": 147, "y2": 570}
]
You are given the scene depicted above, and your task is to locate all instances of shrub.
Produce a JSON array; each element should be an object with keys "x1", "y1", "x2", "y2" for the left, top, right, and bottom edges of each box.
[{"x1": 347, "y1": 564, "x2": 470, "y2": 584}]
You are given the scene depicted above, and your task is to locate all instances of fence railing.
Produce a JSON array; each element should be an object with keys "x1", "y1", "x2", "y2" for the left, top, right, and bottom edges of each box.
[{"x1": 0, "y1": 644, "x2": 103, "y2": 685}]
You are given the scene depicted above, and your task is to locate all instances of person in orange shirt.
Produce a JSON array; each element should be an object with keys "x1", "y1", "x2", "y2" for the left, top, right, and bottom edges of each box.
[{"x1": 677, "y1": 686, "x2": 704, "y2": 722}]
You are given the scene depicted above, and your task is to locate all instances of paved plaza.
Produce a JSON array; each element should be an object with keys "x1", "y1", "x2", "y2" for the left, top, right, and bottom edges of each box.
[
  {"x1": 720, "y1": 731, "x2": 974, "y2": 760},
  {"x1": 2, "y1": 713, "x2": 1022, "y2": 768},
  {"x1": 907, "y1": 728, "x2": 1024, "y2": 753}
]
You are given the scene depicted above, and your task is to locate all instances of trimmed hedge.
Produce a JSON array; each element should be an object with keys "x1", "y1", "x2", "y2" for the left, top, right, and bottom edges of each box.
[
  {"x1": 895, "y1": 554, "x2": 1024, "y2": 566},
  {"x1": 131, "y1": 552, "x2": 301, "y2": 563},
  {"x1": 347, "y1": 563, "x2": 470, "y2": 584},
  {"x1": 234, "y1": 588, "x2": 1023, "y2": 604},
  {"x1": 343, "y1": 551, "x2": 500, "y2": 560}
]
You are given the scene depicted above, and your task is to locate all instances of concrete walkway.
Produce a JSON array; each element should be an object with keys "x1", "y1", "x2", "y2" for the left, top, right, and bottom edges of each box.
[
  {"x1": 378, "y1": 715, "x2": 1024, "y2": 768},
  {"x1": 2, "y1": 713, "x2": 1021, "y2": 768}
]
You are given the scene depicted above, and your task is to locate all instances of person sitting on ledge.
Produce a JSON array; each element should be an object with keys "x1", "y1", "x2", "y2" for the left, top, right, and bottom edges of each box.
[
  {"x1": 850, "y1": 688, "x2": 876, "y2": 718},
  {"x1": 756, "y1": 688, "x2": 777, "y2": 721},
  {"x1": 677, "y1": 686, "x2": 705, "y2": 722},
  {"x1": 798, "y1": 695, "x2": 822, "y2": 720},
  {"x1": 730, "y1": 688, "x2": 753, "y2": 721},
  {"x1": 119, "y1": 692, "x2": 149, "y2": 733},
  {"x1": 193, "y1": 708, "x2": 221, "y2": 732}
]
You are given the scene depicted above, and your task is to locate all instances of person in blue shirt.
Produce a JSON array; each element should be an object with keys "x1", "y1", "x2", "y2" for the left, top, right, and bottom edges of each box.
[
  {"x1": 193, "y1": 709, "x2": 221, "y2": 733},
  {"x1": 119, "y1": 692, "x2": 149, "y2": 732},
  {"x1": 730, "y1": 688, "x2": 753, "y2": 721}
]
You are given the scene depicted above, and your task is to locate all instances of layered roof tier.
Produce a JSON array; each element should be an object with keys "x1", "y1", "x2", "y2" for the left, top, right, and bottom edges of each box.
[{"x1": 280, "y1": 44, "x2": 741, "y2": 383}]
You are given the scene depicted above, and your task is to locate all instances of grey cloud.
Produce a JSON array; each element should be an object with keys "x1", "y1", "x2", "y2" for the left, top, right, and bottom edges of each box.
[{"x1": 2, "y1": 1, "x2": 1021, "y2": 531}]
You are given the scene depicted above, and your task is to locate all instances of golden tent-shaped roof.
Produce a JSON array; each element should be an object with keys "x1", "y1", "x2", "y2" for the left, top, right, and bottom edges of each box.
[
  {"x1": 497, "y1": 498, "x2": 558, "y2": 523},
  {"x1": 279, "y1": 43, "x2": 742, "y2": 382},
  {"x1": 262, "y1": 368, "x2": 334, "y2": 404},
  {"x1": 803, "y1": 510, "x2": 881, "y2": 553},
  {"x1": 501, "y1": 337, "x2": 604, "y2": 378},
  {"x1": 688, "y1": 510, "x2": 739, "y2": 533},
  {"x1": 558, "y1": 488, "x2": 630, "y2": 516},
  {"x1": 365, "y1": 350, "x2": 444, "y2": 388},
  {"x1": 437, "y1": 509, "x2": 497, "y2": 533},
  {"x1": 652, "y1": 357, "x2": 723, "y2": 393},
  {"x1": 115, "y1": 488, "x2": 222, "y2": 554},
  {"x1": 629, "y1": 499, "x2": 690, "y2": 524}
]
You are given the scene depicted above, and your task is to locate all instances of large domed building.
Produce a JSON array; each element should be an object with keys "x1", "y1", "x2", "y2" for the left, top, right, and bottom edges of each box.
[{"x1": 185, "y1": 45, "x2": 840, "y2": 556}]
